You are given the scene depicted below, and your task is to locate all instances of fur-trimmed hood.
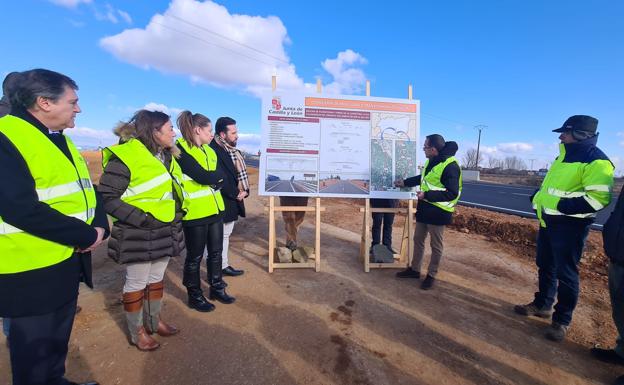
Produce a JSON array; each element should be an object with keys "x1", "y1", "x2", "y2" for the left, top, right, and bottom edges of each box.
[{"x1": 113, "y1": 121, "x2": 180, "y2": 158}]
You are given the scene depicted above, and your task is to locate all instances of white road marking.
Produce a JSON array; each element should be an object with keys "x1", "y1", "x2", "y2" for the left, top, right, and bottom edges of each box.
[{"x1": 458, "y1": 201, "x2": 535, "y2": 216}]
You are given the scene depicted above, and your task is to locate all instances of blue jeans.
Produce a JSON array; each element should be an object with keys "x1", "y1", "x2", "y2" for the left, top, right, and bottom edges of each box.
[
  {"x1": 609, "y1": 262, "x2": 624, "y2": 358},
  {"x1": 533, "y1": 222, "x2": 589, "y2": 326},
  {"x1": 2, "y1": 317, "x2": 9, "y2": 338}
]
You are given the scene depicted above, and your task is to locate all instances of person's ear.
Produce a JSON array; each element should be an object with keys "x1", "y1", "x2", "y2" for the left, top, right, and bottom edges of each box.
[{"x1": 35, "y1": 96, "x2": 53, "y2": 112}]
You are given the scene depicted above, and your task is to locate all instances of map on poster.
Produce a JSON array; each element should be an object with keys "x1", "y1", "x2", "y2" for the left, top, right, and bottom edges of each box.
[{"x1": 259, "y1": 91, "x2": 420, "y2": 199}]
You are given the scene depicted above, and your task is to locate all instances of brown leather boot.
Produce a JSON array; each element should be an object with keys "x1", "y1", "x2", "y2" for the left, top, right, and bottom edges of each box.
[
  {"x1": 134, "y1": 326, "x2": 160, "y2": 351},
  {"x1": 123, "y1": 290, "x2": 160, "y2": 351},
  {"x1": 145, "y1": 281, "x2": 180, "y2": 337},
  {"x1": 156, "y1": 319, "x2": 179, "y2": 337}
]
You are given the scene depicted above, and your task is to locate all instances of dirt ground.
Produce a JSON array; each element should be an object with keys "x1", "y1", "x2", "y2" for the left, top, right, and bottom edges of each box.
[{"x1": 0, "y1": 154, "x2": 621, "y2": 384}]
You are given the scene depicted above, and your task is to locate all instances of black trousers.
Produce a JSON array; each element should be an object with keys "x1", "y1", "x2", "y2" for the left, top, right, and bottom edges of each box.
[
  {"x1": 372, "y1": 212, "x2": 395, "y2": 247},
  {"x1": 183, "y1": 220, "x2": 224, "y2": 288},
  {"x1": 9, "y1": 298, "x2": 77, "y2": 385}
]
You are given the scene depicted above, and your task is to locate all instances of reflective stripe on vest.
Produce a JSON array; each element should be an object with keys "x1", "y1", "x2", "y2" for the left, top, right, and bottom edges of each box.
[
  {"x1": 532, "y1": 143, "x2": 614, "y2": 227},
  {"x1": 102, "y1": 139, "x2": 181, "y2": 223},
  {"x1": 0, "y1": 115, "x2": 97, "y2": 274},
  {"x1": 420, "y1": 156, "x2": 462, "y2": 213},
  {"x1": 176, "y1": 139, "x2": 225, "y2": 221}
]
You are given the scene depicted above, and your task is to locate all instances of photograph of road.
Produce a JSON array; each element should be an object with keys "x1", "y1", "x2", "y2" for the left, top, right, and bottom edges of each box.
[
  {"x1": 319, "y1": 173, "x2": 369, "y2": 194},
  {"x1": 265, "y1": 171, "x2": 318, "y2": 193}
]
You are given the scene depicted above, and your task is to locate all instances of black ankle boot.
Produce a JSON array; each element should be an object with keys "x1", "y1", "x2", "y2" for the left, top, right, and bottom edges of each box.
[
  {"x1": 187, "y1": 289, "x2": 215, "y2": 312},
  {"x1": 209, "y1": 284, "x2": 236, "y2": 304}
]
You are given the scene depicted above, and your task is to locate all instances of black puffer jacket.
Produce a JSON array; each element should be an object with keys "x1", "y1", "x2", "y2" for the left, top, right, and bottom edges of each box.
[
  {"x1": 603, "y1": 188, "x2": 624, "y2": 266},
  {"x1": 98, "y1": 125, "x2": 186, "y2": 264}
]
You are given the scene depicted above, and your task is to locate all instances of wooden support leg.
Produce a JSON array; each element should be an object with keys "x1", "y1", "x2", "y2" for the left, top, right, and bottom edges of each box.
[
  {"x1": 407, "y1": 200, "x2": 414, "y2": 267},
  {"x1": 315, "y1": 197, "x2": 321, "y2": 272},
  {"x1": 268, "y1": 196, "x2": 275, "y2": 273},
  {"x1": 364, "y1": 198, "x2": 371, "y2": 272}
]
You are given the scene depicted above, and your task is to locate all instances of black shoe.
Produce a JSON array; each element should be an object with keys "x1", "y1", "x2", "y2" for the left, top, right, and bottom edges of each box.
[
  {"x1": 385, "y1": 245, "x2": 398, "y2": 254},
  {"x1": 222, "y1": 266, "x2": 244, "y2": 276},
  {"x1": 591, "y1": 347, "x2": 624, "y2": 365},
  {"x1": 209, "y1": 287, "x2": 236, "y2": 304},
  {"x1": 513, "y1": 302, "x2": 553, "y2": 318},
  {"x1": 545, "y1": 321, "x2": 568, "y2": 342},
  {"x1": 420, "y1": 275, "x2": 435, "y2": 290},
  {"x1": 396, "y1": 267, "x2": 420, "y2": 279},
  {"x1": 187, "y1": 290, "x2": 215, "y2": 312},
  {"x1": 286, "y1": 240, "x2": 298, "y2": 251},
  {"x1": 65, "y1": 380, "x2": 99, "y2": 385}
]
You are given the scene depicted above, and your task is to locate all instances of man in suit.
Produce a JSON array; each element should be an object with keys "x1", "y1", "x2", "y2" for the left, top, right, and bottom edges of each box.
[
  {"x1": 0, "y1": 69, "x2": 107, "y2": 385},
  {"x1": 210, "y1": 117, "x2": 248, "y2": 276}
]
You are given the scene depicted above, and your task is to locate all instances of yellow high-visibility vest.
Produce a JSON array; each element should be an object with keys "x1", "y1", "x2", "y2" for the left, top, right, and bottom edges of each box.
[
  {"x1": 102, "y1": 138, "x2": 184, "y2": 223},
  {"x1": 533, "y1": 143, "x2": 614, "y2": 227},
  {"x1": 420, "y1": 156, "x2": 462, "y2": 212},
  {"x1": 0, "y1": 115, "x2": 97, "y2": 274},
  {"x1": 177, "y1": 138, "x2": 224, "y2": 221}
]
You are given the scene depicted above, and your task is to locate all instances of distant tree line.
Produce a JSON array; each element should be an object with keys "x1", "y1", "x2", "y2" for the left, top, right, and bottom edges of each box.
[{"x1": 462, "y1": 148, "x2": 527, "y2": 171}]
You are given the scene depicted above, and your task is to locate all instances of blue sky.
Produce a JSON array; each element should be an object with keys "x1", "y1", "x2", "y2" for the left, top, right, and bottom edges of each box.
[{"x1": 3, "y1": 0, "x2": 623, "y2": 172}]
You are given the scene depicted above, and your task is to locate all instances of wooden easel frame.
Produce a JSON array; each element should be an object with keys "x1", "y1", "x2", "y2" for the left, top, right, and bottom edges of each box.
[
  {"x1": 359, "y1": 82, "x2": 417, "y2": 272},
  {"x1": 266, "y1": 76, "x2": 325, "y2": 273},
  {"x1": 268, "y1": 196, "x2": 324, "y2": 272},
  {"x1": 360, "y1": 200, "x2": 415, "y2": 272}
]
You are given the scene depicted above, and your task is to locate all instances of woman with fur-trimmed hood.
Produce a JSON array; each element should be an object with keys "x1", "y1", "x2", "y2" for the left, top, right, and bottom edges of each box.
[{"x1": 98, "y1": 109, "x2": 186, "y2": 351}]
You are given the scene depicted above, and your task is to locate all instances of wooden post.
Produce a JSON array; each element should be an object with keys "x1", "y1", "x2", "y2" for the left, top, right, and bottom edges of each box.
[
  {"x1": 363, "y1": 198, "x2": 371, "y2": 272},
  {"x1": 268, "y1": 196, "x2": 275, "y2": 273},
  {"x1": 407, "y1": 84, "x2": 414, "y2": 266}
]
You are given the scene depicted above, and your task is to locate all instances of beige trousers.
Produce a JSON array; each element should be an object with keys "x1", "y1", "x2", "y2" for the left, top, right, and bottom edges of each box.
[{"x1": 411, "y1": 222, "x2": 445, "y2": 277}]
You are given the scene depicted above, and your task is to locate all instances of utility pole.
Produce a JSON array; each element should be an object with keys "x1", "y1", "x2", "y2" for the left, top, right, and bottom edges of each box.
[{"x1": 474, "y1": 125, "x2": 487, "y2": 169}]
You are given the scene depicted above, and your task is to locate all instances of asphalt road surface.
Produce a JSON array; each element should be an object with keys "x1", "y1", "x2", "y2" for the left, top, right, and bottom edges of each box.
[
  {"x1": 266, "y1": 180, "x2": 316, "y2": 193},
  {"x1": 460, "y1": 181, "x2": 615, "y2": 229},
  {"x1": 320, "y1": 180, "x2": 368, "y2": 194}
]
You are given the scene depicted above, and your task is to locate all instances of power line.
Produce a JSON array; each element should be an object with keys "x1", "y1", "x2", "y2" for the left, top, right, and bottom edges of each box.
[
  {"x1": 421, "y1": 111, "x2": 473, "y2": 127},
  {"x1": 152, "y1": 20, "x2": 279, "y2": 67},
  {"x1": 168, "y1": 14, "x2": 290, "y2": 65}
]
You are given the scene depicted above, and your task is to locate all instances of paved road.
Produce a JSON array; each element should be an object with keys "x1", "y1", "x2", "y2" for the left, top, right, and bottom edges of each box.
[
  {"x1": 266, "y1": 180, "x2": 316, "y2": 193},
  {"x1": 460, "y1": 181, "x2": 615, "y2": 229},
  {"x1": 320, "y1": 180, "x2": 368, "y2": 194}
]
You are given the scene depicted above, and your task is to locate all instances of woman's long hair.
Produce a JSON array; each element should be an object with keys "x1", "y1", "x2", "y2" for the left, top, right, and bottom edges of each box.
[
  {"x1": 176, "y1": 110, "x2": 211, "y2": 148},
  {"x1": 114, "y1": 109, "x2": 177, "y2": 156}
]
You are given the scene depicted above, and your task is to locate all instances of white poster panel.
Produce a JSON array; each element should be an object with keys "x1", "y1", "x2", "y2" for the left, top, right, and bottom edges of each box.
[{"x1": 259, "y1": 91, "x2": 420, "y2": 199}]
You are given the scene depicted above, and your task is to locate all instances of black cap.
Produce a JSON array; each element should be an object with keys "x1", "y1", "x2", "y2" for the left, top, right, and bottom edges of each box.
[{"x1": 553, "y1": 115, "x2": 598, "y2": 133}]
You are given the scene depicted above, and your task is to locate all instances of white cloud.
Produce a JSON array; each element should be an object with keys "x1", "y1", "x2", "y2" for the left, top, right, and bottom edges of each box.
[
  {"x1": 100, "y1": 0, "x2": 366, "y2": 96},
  {"x1": 142, "y1": 102, "x2": 184, "y2": 117},
  {"x1": 95, "y1": 3, "x2": 132, "y2": 24},
  {"x1": 65, "y1": 126, "x2": 117, "y2": 148},
  {"x1": 497, "y1": 142, "x2": 534, "y2": 153},
  {"x1": 117, "y1": 9, "x2": 132, "y2": 24},
  {"x1": 322, "y1": 49, "x2": 368, "y2": 95},
  {"x1": 616, "y1": 131, "x2": 624, "y2": 147},
  {"x1": 237, "y1": 133, "x2": 261, "y2": 153},
  {"x1": 478, "y1": 145, "x2": 498, "y2": 155},
  {"x1": 48, "y1": 0, "x2": 92, "y2": 8}
]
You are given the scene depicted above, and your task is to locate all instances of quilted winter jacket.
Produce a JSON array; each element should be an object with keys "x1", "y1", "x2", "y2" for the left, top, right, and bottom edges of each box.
[{"x1": 98, "y1": 125, "x2": 186, "y2": 264}]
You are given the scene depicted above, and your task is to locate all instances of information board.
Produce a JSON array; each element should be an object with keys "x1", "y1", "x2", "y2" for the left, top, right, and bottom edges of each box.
[{"x1": 258, "y1": 91, "x2": 420, "y2": 199}]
